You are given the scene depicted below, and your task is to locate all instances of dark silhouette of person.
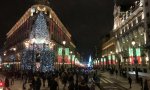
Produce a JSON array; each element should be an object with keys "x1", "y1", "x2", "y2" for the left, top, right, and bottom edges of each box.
[
  {"x1": 35, "y1": 76, "x2": 41, "y2": 90},
  {"x1": 5, "y1": 77, "x2": 9, "y2": 89},
  {"x1": 31, "y1": 76, "x2": 36, "y2": 90},
  {"x1": 78, "y1": 80, "x2": 90, "y2": 90},
  {"x1": 128, "y1": 76, "x2": 132, "y2": 88},
  {"x1": 50, "y1": 75, "x2": 59, "y2": 90},
  {"x1": 140, "y1": 77, "x2": 143, "y2": 89},
  {"x1": 115, "y1": 70, "x2": 118, "y2": 75},
  {"x1": 144, "y1": 79, "x2": 149, "y2": 90},
  {"x1": 61, "y1": 72, "x2": 68, "y2": 90},
  {"x1": 42, "y1": 73, "x2": 46, "y2": 87},
  {"x1": 68, "y1": 81, "x2": 74, "y2": 90}
]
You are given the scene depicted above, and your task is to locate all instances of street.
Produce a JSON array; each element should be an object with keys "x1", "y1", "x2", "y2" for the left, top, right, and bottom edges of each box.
[{"x1": 0, "y1": 70, "x2": 142, "y2": 90}]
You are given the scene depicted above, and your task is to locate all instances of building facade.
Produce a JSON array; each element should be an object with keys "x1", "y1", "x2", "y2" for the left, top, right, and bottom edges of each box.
[
  {"x1": 100, "y1": 32, "x2": 118, "y2": 70},
  {"x1": 113, "y1": 0, "x2": 150, "y2": 73},
  {"x1": 2, "y1": 1, "x2": 78, "y2": 72}
]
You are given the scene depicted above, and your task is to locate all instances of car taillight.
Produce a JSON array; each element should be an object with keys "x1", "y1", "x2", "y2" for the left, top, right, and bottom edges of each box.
[{"x1": 0, "y1": 82, "x2": 3, "y2": 87}]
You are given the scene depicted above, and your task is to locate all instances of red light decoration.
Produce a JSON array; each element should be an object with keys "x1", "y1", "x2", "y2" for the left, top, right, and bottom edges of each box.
[{"x1": 0, "y1": 82, "x2": 3, "y2": 87}]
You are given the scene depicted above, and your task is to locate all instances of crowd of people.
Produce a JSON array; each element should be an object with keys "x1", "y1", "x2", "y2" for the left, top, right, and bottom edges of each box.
[{"x1": 2, "y1": 68, "x2": 101, "y2": 90}]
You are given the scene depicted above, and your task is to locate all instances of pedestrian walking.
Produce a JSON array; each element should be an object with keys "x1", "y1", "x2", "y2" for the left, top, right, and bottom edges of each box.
[
  {"x1": 5, "y1": 77, "x2": 9, "y2": 89},
  {"x1": 68, "y1": 81, "x2": 74, "y2": 90},
  {"x1": 61, "y1": 72, "x2": 68, "y2": 90},
  {"x1": 31, "y1": 76, "x2": 36, "y2": 90},
  {"x1": 22, "y1": 77, "x2": 26, "y2": 90},
  {"x1": 128, "y1": 76, "x2": 132, "y2": 88},
  {"x1": 140, "y1": 77, "x2": 143, "y2": 89},
  {"x1": 78, "y1": 80, "x2": 90, "y2": 90},
  {"x1": 90, "y1": 82, "x2": 95, "y2": 90},
  {"x1": 144, "y1": 79, "x2": 149, "y2": 90},
  {"x1": 50, "y1": 75, "x2": 59, "y2": 90},
  {"x1": 115, "y1": 69, "x2": 118, "y2": 78},
  {"x1": 10, "y1": 75, "x2": 14, "y2": 85},
  {"x1": 35, "y1": 76, "x2": 41, "y2": 90},
  {"x1": 93, "y1": 74, "x2": 100, "y2": 89},
  {"x1": 42, "y1": 74, "x2": 46, "y2": 87}
]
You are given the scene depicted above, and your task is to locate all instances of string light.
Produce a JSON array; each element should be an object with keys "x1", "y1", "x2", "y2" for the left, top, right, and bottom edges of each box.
[{"x1": 21, "y1": 12, "x2": 55, "y2": 72}]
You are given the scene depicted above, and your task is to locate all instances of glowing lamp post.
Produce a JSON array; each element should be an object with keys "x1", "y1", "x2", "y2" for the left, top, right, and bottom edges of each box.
[
  {"x1": 70, "y1": 51, "x2": 73, "y2": 69},
  {"x1": 132, "y1": 39, "x2": 139, "y2": 82},
  {"x1": 62, "y1": 40, "x2": 66, "y2": 69},
  {"x1": 12, "y1": 48, "x2": 16, "y2": 71}
]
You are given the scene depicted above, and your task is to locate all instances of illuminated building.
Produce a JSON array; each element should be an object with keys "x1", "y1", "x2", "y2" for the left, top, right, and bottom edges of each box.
[
  {"x1": 101, "y1": 0, "x2": 150, "y2": 73},
  {"x1": 2, "y1": 0, "x2": 77, "y2": 71},
  {"x1": 101, "y1": 33, "x2": 117, "y2": 69},
  {"x1": 113, "y1": 0, "x2": 150, "y2": 73}
]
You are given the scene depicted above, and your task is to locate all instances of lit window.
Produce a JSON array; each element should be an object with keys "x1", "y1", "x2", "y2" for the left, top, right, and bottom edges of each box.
[
  {"x1": 136, "y1": 17, "x2": 138, "y2": 23},
  {"x1": 140, "y1": 0, "x2": 143, "y2": 7},
  {"x1": 115, "y1": 34, "x2": 117, "y2": 38},
  {"x1": 114, "y1": 23, "x2": 117, "y2": 29},
  {"x1": 127, "y1": 24, "x2": 129, "y2": 30},
  {"x1": 131, "y1": 22, "x2": 133, "y2": 27},
  {"x1": 142, "y1": 12, "x2": 144, "y2": 19},
  {"x1": 120, "y1": 30, "x2": 122, "y2": 35}
]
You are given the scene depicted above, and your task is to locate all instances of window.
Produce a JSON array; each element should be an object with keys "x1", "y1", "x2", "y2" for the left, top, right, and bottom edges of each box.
[
  {"x1": 138, "y1": 16, "x2": 142, "y2": 23},
  {"x1": 147, "y1": 23, "x2": 150, "y2": 28},
  {"x1": 143, "y1": 68, "x2": 147, "y2": 73},
  {"x1": 146, "y1": 12, "x2": 150, "y2": 17},
  {"x1": 145, "y1": 1, "x2": 148, "y2": 6},
  {"x1": 128, "y1": 23, "x2": 131, "y2": 29},
  {"x1": 133, "y1": 20, "x2": 136, "y2": 26}
]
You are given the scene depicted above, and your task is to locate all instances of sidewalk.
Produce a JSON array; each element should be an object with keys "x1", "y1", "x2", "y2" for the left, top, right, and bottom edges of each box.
[
  {"x1": 101, "y1": 71, "x2": 142, "y2": 90},
  {"x1": 9, "y1": 78, "x2": 66, "y2": 90}
]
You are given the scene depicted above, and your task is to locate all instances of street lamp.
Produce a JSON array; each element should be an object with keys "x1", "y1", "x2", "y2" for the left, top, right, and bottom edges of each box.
[
  {"x1": 62, "y1": 40, "x2": 66, "y2": 69},
  {"x1": 132, "y1": 39, "x2": 139, "y2": 82},
  {"x1": 70, "y1": 51, "x2": 73, "y2": 69},
  {"x1": 12, "y1": 48, "x2": 16, "y2": 71}
]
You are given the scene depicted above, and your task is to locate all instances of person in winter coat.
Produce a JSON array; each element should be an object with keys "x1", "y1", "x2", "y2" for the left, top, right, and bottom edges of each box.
[
  {"x1": 5, "y1": 77, "x2": 9, "y2": 88},
  {"x1": 35, "y1": 76, "x2": 41, "y2": 90},
  {"x1": 128, "y1": 76, "x2": 132, "y2": 88}
]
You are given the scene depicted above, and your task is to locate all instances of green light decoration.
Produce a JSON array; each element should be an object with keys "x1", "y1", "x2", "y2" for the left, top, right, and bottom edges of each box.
[
  {"x1": 129, "y1": 48, "x2": 133, "y2": 56},
  {"x1": 58, "y1": 47, "x2": 63, "y2": 55},
  {"x1": 98, "y1": 60, "x2": 99, "y2": 64},
  {"x1": 112, "y1": 55, "x2": 115, "y2": 60},
  {"x1": 75, "y1": 58, "x2": 79, "y2": 64},
  {"x1": 104, "y1": 58, "x2": 106, "y2": 62},
  {"x1": 101, "y1": 58, "x2": 103, "y2": 62},
  {"x1": 65, "y1": 48, "x2": 69, "y2": 56},
  {"x1": 72, "y1": 55, "x2": 75, "y2": 61},
  {"x1": 6, "y1": 64, "x2": 10, "y2": 68},
  {"x1": 136, "y1": 48, "x2": 141, "y2": 56},
  {"x1": 68, "y1": 55, "x2": 71, "y2": 60},
  {"x1": 108, "y1": 55, "x2": 111, "y2": 60},
  {"x1": 75, "y1": 58, "x2": 77, "y2": 62}
]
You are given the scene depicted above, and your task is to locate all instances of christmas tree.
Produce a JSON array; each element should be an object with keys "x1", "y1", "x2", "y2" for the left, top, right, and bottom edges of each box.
[{"x1": 21, "y1": 12, "x2": 55, "y2": 72}]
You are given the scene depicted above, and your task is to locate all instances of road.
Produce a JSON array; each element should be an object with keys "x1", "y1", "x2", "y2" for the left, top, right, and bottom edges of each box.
[{"x1": 100, "y1": 76, "x2": 128, "y2": 90}]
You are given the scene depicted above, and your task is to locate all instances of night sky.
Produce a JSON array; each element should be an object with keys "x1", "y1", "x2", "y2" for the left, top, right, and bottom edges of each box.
[{"x1": 0, "y1": 0, "x2": 136, "y2": 59}]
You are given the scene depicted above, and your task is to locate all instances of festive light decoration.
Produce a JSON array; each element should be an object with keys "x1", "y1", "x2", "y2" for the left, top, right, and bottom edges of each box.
[
  {"x1": 21, "y1": 50, "x2": 33, "y2": 70},
  {"x1": 40, "y1": 50, "x2": 55, "y2": 72},
  {"x1": 30, "y1": 12, "x2": 50, "y2": 44},
  {"x1": 21, "y1": 12, "x2": 55, "y2": 72}
]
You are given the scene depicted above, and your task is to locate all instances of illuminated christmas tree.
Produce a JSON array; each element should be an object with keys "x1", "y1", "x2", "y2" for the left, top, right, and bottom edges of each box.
[{"x1": 21, "y1": 12, "x2": 55, "y2": 72}]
